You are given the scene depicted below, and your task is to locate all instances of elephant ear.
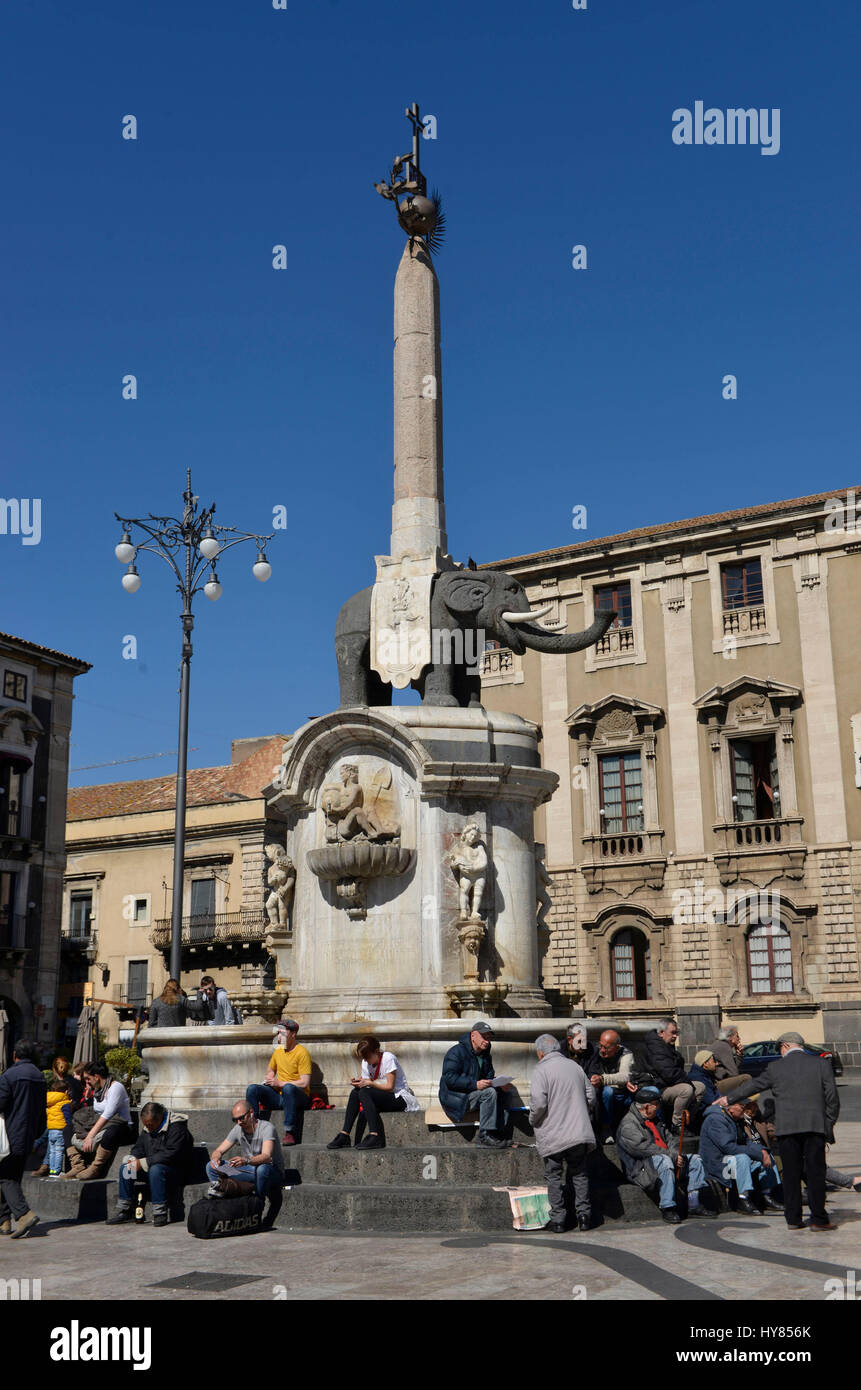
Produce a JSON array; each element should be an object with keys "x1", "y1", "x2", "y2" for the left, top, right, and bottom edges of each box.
[{"x1": 439, "y1": 572, "x2": 493, "y2": 616}]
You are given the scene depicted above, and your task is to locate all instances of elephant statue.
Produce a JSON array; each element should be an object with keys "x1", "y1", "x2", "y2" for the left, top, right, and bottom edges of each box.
[{"x1": 335, "y1": 568, "x2": 616, "y2": 708}]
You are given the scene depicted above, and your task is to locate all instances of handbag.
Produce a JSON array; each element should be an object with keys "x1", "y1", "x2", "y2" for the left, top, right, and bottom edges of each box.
[{"x1": 0, "y1": 1114, "x2": 10, "y2": 1161}]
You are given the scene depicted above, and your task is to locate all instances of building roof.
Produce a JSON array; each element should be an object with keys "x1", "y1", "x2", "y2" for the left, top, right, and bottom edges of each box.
[
  {"x1": 483, "y1": 486, "x2": 858, "y2": 570},
  {"x1": 0, "y1": 631, "x2": 92, "y2": 673},
  {"x1": 67, "y1": 735, "x2": 287, "y2": 822}
]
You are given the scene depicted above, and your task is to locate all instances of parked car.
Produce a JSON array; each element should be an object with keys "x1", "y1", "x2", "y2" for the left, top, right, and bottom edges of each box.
[{"x1": 741, "y1": 1040, "x2": 843, "y2": 1078}]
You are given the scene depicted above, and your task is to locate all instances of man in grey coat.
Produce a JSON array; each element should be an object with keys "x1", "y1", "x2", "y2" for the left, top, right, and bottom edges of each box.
[
  {"x1": 721, "y1": 1031, "x2": 840, "y2": 1232},
  {"x1": 529, "y1": 1034, "x2": 596, "y2": 1233}
]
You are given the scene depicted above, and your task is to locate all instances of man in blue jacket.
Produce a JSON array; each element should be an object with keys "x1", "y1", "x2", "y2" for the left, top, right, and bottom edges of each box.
[
  {"x1": 0, "y1": 1039, "x2": 47, "y2": 1239},
  {"x1": 439, "y1": 1022, "x2": 513, "y2": 1148},
  {"x1": 699, "y1": 1100, "x2": 783, "y2": 1215}
]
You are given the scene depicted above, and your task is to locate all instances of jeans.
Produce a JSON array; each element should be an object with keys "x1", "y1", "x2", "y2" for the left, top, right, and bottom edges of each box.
[
  {"x1": 597, "y1": 1086, "x2": 631, "y2": 1134},
  {"x1": 246, "y1": 1083, "x2": 311, "y2": 1134},
  {"x1": 543, "y1": 1144, "x2": 591, "y2": 1224},
  {"x1": 652, "y1": 1151, "x2": 707, "y2": 1209},
  {"x1": 779, "y1": 1131, "x2": 827, "y2": 1227},
  {"x1": 205, "y1": 1160, "x2": 282, "y2": 1222},
  {"x1": 466, "y1": 1087, "x2": 511, "y2": 1135},
  {"x1": 0, "y1": 1154, "x2": 28, "y2": 1221},
  {"x1": 119, "y1": 1161, "x2": 183, "y2": 1214},
  {"x1": 719, "y1": 1153, "x2": 779, "y2": 1196},
  {"x1": 47, "y1": 1129, "x2": 66, "y2": 1175},
  {"x1": 343, "y1": 1087, "x2": 406, "y2": 1142}
]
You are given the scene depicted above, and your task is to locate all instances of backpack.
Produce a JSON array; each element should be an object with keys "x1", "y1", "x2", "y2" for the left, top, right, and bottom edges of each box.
[{"x1": 187, "y1": 1193, "x2": 265, "y2": 1239}]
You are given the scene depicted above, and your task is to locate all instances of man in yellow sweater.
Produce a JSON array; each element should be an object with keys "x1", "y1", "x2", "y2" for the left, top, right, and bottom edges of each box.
[{"x1": 245, "y1": 1019, "x2": 312, "y2": 1146}]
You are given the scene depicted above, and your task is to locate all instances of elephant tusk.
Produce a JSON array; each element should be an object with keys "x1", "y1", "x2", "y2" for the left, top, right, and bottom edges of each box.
[{"x1": 501, "y1": 604, "x2": 554, "y2": 625}]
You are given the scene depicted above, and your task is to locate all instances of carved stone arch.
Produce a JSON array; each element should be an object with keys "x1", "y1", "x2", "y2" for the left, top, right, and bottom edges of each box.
[
  {"x1": 720, "y1": 889, "x2": 816, "y2": 1005},
  {"x1": 581, "y1": 902, "x2": 673, "y2": 1011}
]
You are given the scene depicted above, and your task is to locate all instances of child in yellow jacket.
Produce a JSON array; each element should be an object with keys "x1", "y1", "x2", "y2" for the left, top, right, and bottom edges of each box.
[{"x1": 44, "y1": 1082, "x2": 69, "y2": 1176}]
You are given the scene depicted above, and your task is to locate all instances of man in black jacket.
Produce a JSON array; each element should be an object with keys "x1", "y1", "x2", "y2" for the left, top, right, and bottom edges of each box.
[
  {"x1": 721, "y1": 1032, "x2": 840, "y2": 1232},
  {"x1": 0, "y1": 1039, "x2": 47, "y2": 1239},
  {"x1": 637, "y1": 1019, "x2": 705, "y2": 1130},
  {"x1": 439, "y1": 1023, "x2": 513, "y2": 1148},
  {"x1": 107, "y1": 1102, "x2": 194, "y2": 1227}
]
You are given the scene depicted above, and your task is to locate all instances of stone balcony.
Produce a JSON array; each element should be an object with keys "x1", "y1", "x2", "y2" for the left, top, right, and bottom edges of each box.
[
  {"x1": 580, "y1": 829, "x2": 667, "y2": 894},
  {"x1": 595, "y1": 625, "x2": 635, "y2": 658},
  {"x1": 722, "y1": 604, "x2": 767, "y2": 637},
  {"x1": 712, "y1": 815, "x2": 806, "y2": 886},
  {"x1": 149, "y1": 910, "x2": 269, "y2": 961}
]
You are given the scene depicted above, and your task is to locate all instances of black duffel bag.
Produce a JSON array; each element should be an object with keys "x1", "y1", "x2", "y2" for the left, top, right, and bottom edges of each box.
[{"x1": 187, "y1": 1193, "x2": 265, "y2": 1239}]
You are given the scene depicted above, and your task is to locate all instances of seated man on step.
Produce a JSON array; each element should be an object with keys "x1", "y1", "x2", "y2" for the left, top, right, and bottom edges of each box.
[
  {"x1": 107, "y1": 1102, "x2": 195, "y2": 1228},
  {"x1": 206, "y1": 1100, "x2": 284, "y2": 1229},
  {"x1": 439, "y1": 1021, "x2": 513, "y2": 1148},
  {"x1": 617, "y1": 1086, "x2": 714, "y2": 1224},
  {"x1": 699, "y1": 1099, "x2": 783, "y2": 1214}
]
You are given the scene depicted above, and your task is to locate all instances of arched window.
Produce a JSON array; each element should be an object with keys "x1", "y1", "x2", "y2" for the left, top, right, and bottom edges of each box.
[
  {"x1": 746, "y1": 920, "x2": 793, "y2": 994},
  {"x1": 611, "y1": 928, "x2": 651, "y2": 1000}
]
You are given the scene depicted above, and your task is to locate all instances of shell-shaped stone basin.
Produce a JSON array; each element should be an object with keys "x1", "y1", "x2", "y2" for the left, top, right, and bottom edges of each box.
[{"x1": 307, "y1": 842, "x2": 415, "y2": 881}]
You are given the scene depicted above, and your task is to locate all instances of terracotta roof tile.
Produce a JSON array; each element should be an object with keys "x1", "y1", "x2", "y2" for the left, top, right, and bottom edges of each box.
[
  {"x1": 483, "y1": 486, "x2": 860, "y2": 569},
  {"x1": 67, "y1": 735, "x2": 286, "y2": 822},
  {"x1": 0, "y1": 631, "x2": 91, "y2": 672}
]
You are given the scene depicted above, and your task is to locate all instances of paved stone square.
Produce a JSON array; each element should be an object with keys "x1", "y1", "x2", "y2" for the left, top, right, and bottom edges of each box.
[{"x1": 4, "y1": 1110, "x2": 859, "y2": 1303}]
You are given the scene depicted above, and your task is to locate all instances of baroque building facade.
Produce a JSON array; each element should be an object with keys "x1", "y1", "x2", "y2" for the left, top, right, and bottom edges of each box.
[
  {"x1": 63, "y1": 736, "x2": 289, "y2": 1045},
  {"x1": 0, "y1": 631, "x2": 91, "y2": 1058},
  {"x1": 480, "y1": 487, "x2": 861, "y2": 1061}
]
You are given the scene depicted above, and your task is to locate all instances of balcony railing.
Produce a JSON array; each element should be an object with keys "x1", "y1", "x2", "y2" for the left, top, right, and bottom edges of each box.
[
  {"x1": 150, "y1": 910, "x2": 268, "y2": 952},
  {"x1": 0, "y1": 912, "x2": 27, "y2": 950},
  {"x1": 113, "y1": 987, "x2": 154, "y2": 1011},
  {"x1": 713, "y1": 815, "x2": 805, "y2": 855},
  {"x1": 595, "y1": 626, "x2": 635, "y2": 658},
  {"x1": 722, "y1": 605, "x2": 767, "y2": 636},
  {"x1": 61, "y1": 924, "x2": 94, "y2": 949},
  {"x1": 481, "y1": 647, "x2": 515, "y2": 677}
]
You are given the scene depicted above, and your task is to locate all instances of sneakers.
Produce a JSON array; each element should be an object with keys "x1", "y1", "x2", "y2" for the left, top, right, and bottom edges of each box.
[
  {"x1": 282, "y1": 1133, "x2": 296, "y2": 1147},
  {"x1": 10, "y1": 1211, "x2": 39, "y2": 1240},
  {"x1": 206, "y1": 1181, "x2": 223, "y2": 1199},
  {"x1": 476, "y1": 1133, "x2": 512, "y2": 1149}
]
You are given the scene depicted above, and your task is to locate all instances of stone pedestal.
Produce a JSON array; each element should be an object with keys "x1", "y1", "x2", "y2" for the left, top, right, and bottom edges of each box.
[{"x1": 265, "y1": 706, "x2": 557, "y2": 1023}]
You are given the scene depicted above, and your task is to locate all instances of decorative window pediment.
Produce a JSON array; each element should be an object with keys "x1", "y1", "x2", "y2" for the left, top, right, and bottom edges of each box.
[
  {"x1": 567, "y1": 696, "x2": 667, "y2": 895},
  {"x1": 695, "y1": 676, "x2": 805, "y2": 882}
]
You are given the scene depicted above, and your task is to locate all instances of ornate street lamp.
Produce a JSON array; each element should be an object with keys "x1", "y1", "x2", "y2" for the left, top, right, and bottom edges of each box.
[{"x1": 114, "y1": 469, "x2": 274, "y2": 982}]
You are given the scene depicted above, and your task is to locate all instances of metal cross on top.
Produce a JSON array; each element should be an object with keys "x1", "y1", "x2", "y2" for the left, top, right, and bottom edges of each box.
[{"x1": 375, "y1": 101, "x2": 428, "y2": 203}]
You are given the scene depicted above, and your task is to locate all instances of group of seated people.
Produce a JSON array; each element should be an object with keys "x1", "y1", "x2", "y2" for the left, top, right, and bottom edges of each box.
[{"x1": 18, "y1": 1012, "x2": 855, "y2": 1236}]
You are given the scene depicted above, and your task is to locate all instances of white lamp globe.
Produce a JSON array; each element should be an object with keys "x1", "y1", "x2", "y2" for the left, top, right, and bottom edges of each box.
[
  {"x1": 122, "y1": 567, "x2": 141, "y2": 593},
  {"x1": 115, "y1": 535, "x2": 135, "y2": 564},
  {"x1": 199, "y1": 531, "x2": 220, "y2": 561},
  {"x1": 253, "y1": 554, "x2": 272, "y2": 582},
  {"x1": 204, "y1": 574, "x2": 222, "y2": 601}
]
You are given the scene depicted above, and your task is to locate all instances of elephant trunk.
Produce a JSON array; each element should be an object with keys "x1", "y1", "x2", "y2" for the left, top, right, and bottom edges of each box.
[{"x1": 514, "y1": 609, "x2": 616, "y2": 654}]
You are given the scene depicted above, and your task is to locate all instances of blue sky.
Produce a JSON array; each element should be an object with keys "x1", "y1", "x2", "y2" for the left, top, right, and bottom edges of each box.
[{"x1": 2, "y1": 0, "x2": 858, "y2": 785}]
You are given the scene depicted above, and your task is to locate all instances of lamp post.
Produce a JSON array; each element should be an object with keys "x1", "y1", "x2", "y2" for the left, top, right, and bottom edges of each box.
[{"x1": 114, "y1": 469, "x2": 274, "y2": 983}]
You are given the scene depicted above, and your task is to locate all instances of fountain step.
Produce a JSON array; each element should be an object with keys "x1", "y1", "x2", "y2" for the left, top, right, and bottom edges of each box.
[
  {"x1": 122, "y1": 1107, "x2": 536, "y2": 1148},
  {"x1": 21, "y1": 1168, "x2": 662, "y2": 1231}
]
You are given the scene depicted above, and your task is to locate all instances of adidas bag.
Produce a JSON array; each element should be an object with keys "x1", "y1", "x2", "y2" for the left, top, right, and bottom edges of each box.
[{"x1": 187, "y1": 1193, "x2": 265, "y2": 1239}]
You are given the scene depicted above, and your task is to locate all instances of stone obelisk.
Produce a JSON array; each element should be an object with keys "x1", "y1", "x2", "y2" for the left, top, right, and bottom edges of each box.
[{"x1": 371, "y1": 103, "x2": 454, "y2": 690}]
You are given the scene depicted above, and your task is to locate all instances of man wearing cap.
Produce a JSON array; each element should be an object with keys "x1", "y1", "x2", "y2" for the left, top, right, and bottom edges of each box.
[
  {"x1": 617, "y1": 1086, "x2": 713, "y2": 1224},
  {"x1": 687, "y1": 1050, "x2": 721, "y2": 1110},
  {"x1": 698, "y1": 1099, "x2": 783, "y2": 1215},
  {"x1": 245, "y1": 1019, "x2": 312, "y2": 1147},
  {"x1": 719, "y1": 1032, "x2": 839, "y2": 1232},
  {"x1": 439, "y1": 1022, "x2": 513, "y2": 1148}
]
